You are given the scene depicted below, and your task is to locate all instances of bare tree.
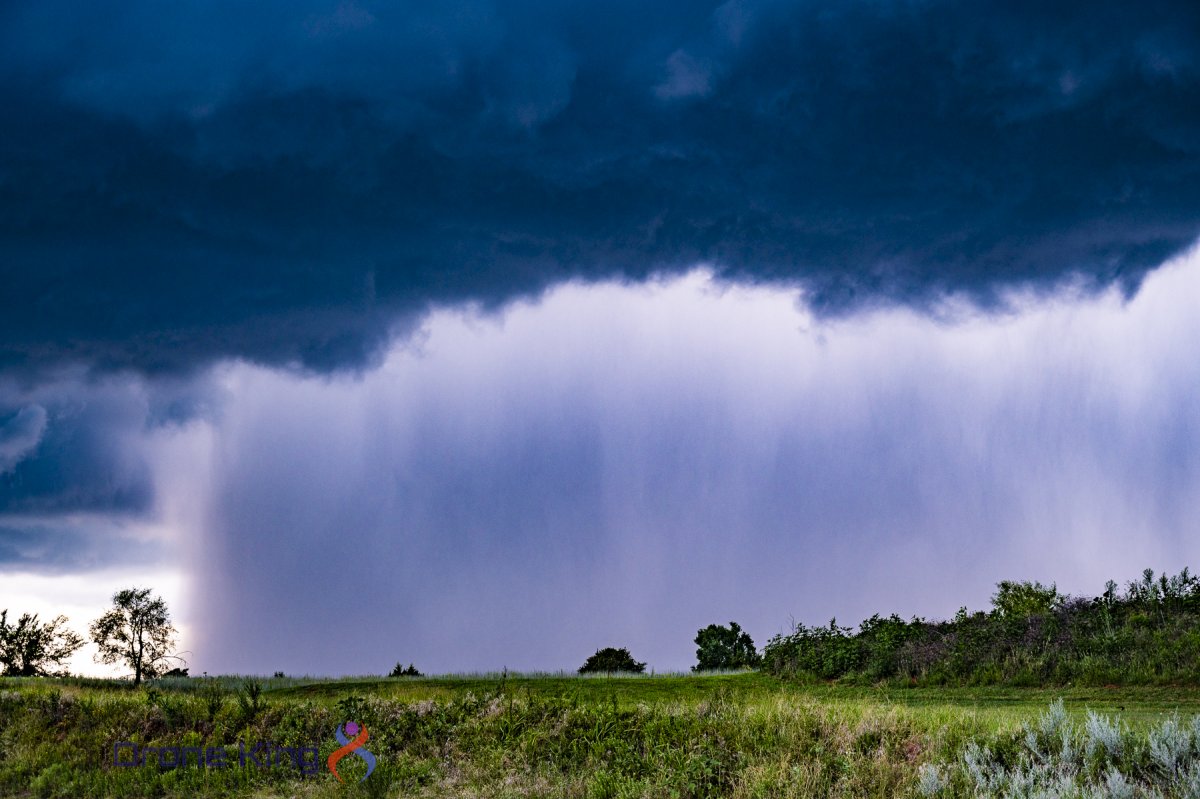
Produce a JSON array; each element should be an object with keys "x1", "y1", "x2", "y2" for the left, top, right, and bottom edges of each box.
[
  {"x1": 0, "y1": 610, "x2": 85, "y2": 676},
  {"x1": 89, "y1": 588, "x2": 180, "y2": 685}
]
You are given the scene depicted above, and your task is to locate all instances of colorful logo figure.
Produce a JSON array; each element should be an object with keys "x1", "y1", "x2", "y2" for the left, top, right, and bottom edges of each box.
[{"x1": 328, "y1": 721, "x2": 375, "y2": 783}]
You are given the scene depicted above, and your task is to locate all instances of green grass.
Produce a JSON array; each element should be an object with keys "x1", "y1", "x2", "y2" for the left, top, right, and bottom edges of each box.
[{"x1": 3, "y1": 672, "x2": 1199, "y2": 797}]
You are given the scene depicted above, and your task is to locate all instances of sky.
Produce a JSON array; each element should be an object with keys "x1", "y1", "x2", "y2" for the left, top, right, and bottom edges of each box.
[{"x1": 1, "y1": 0, "x2": 1199, "y2": 676}]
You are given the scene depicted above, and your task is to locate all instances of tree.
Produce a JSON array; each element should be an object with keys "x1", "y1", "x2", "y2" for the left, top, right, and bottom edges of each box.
[
  {"x1": 389, "y1": 662, "x2": 422, "y2": 677},
  {"x1": 693, "y1": 621, "x2": 760, "y2": 671},
  {"x1": 578, "y1": 647, "x2": 646, "y2": 674},
  {"x1": 89, "y1": 588, "x2": 180, "y2": 685},
  {"x1": 0, "y1": 610, "x2": 85, "y2": 676}
]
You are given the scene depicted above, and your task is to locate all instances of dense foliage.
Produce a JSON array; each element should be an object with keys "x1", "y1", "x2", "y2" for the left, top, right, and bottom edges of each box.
[
  {"x1": 762, "y1": 568, "x2": 1200, "y2": 686},
  {"x1": 578, "y1": 646, "x2": 647, "y2": 674},
  {"x1": 694, "y1": 622, "x2": 761, "y2": 671}
]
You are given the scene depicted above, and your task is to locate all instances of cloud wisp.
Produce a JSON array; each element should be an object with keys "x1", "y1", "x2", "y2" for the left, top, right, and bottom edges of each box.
[{"x1": 0, "y1": 405, "x2": 47, "y2": 474}]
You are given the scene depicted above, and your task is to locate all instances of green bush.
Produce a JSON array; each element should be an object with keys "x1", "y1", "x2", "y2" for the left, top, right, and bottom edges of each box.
[
  {"x1": 578, "y1": 647, "x2": 647, "y2": 674},
  {"x1": 763, "y1": 567, "x2": 1200, "y2": 686}
]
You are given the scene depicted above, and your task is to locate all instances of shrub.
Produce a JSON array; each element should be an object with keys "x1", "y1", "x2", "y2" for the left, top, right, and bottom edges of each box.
[
  {"x1": 235, "y1": 677, "x2": 265, "y2": 720},
  {"x1": 990, "y1": 580, "x2": 1059, "y2": 618},
  {"x1": 197, "y1": 677, "x2": 227, "y2": 721},
  {"x1": 921, "y1": 701, "x2": 1200, "y2": 798},
  {"x1": 578, "y1": 647, "x2": 646, "y2": 674}
]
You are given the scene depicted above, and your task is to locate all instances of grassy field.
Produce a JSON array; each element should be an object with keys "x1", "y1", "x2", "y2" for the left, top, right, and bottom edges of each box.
[
  {"x1": 278, "y1": 671, "x2": 1200, "y2": 722},
  {"x1": 3, "y1": 671, "x2": 1200, "y2": 797}
]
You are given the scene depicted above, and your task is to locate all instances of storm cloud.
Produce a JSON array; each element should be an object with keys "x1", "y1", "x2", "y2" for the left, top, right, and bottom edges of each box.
[
  {"x1": 3, "y1": 0, "x2": 1199, "y2": 375},
  {"x1": 0, "y1": 372, "x2": 214, "y2": 584},
  {"x1": 0, "y1": 521, "x2": 166, "y2": 574},
  {"x1": 3, "y1": 1, "x2": 1200, "y2": 677}
]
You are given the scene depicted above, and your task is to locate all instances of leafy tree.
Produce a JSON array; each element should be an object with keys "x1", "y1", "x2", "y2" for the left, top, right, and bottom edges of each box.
[
  {"x1": 693, "y1": 621, "x2": 760, "y2": 671},
  {"x1": 0, "y1": 610, "x2": 85, "y2": 676},
  {"x1": 89, "y1": 587, "x2": 180, "y2": 685},
  {"x1": 389, "y1": 662, "x2": 422, "y2": 677},
  {"x1": 991, "y1": 580, "x2": 1059, "y2": 618},
  {"x1": 578, "y1": 646, "x2": 646, "y2": 674}
]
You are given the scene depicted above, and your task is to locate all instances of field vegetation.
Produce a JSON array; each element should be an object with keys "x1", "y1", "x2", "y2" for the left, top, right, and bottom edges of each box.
[
  {"x1": 3, "y1": 672, "x2": 1200, "y2": 798},
  {"x1": 4, "y1": 568, "x2": 1200, "y2": 796}
]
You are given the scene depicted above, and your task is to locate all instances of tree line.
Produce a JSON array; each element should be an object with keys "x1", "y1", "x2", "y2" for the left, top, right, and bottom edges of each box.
[
  {"x1": 15, "y1": 567, "x2": 1192, "y2": 684},
  {"x1": 0, "y1": 587, "x2": 179, "y2": 685},
  {"x1": 761, "y1": 568, "x2": 1200, "y2": 685}
]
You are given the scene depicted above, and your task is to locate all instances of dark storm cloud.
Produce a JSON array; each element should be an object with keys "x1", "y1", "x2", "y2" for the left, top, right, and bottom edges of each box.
[
  {"x1": 0, "y1": 374, "x2": 216, "y2": 515},
  {"x1": 2, "y1": 0, "x2": 1198, "y2": 375},
  {"x1": 0, "y1": 389, "x2": 154, "y2": 515},
  {"x1": 0, "y1": 521, "x2": 166, "y2": 574},
  {"x1": 0, "y1": 374, "x2": 214, "y2": 569}
]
